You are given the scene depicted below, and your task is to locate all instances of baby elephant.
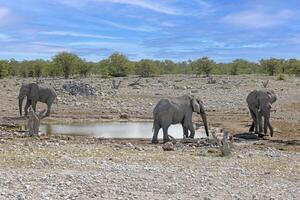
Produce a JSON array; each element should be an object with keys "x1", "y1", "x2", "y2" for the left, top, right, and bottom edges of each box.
[
  {"x1": 246, "y1": 90, "x2": 277, "y2": 137},
  {"x1": 18, "y1": 83, "x2": 57, "y2": 117},
  {"x1": 152, "y1": 95, "x2": 209, "y2": 144}
]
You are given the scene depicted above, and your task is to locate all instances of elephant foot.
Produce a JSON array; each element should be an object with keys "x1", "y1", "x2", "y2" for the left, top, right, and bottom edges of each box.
[
  {"x1": 257, "y1": 133, "x2": 265, "y2": 138},
  {"x1": 163, "y1": 138, "x2": 171, "y2": 144},
  {"x1": 188, "y1": 135, "x2": 195, "y2": 139},
  {"x1": 151, "y1": 139, "x2": 159, "y2": 144}
]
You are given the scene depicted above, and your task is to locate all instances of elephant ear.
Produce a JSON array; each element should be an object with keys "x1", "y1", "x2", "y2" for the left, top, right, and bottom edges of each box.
[
  {"x1": 29, "y1": 83, "x2": 39, "y2": 100},
  {"x1": 267, "y1": 90, "x2": 277, "y2": 104},
  {"x1": 192, "y1": 98, "x2": 200, "y2": 113}
]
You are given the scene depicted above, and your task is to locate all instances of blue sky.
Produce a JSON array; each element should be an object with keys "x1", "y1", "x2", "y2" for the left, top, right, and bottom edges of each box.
[{"x1": 1, "y1": 0, "x2": 300, "y2": 62}]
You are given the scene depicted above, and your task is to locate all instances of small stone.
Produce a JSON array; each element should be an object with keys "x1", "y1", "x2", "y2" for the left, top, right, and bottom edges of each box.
[
  {"x1": 162, "y1": 142, "x2": 175, "y2": 151},
  {"x1": 237, "y1": 155, "x2": 244, "y2": 159},
  {"x1": 24, "y1": 140, "x2": 29, "y2": 146},
  {"x1": 120, "y1": 113, "x2": 129, "y2": 119},
  {"x1": 135, "y1": 146, "x2": 143, "y2": 151}
]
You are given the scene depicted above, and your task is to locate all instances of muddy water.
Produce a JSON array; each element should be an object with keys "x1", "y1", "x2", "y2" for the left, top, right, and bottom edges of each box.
[{"x1": 40, "y1": 122, "x2": 207, "y2": 139}]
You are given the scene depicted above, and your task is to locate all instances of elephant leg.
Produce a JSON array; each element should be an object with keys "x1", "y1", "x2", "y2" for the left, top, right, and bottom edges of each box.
[
  {"x1": 254, "y1": 109, "x2": 260, "y2": 133},
  {"x1": 258, "y1": 114, "x2": 263, "y2": 133},
  {"x1": 249, "y1": 122, "x2": 255, "y2": 132},
  {"x1": 182, "y1": 124, "x2": 189, "y2": 138},
  {"x1": 263, "y1": 116, "x2": 268, "y2": 135},
  {"x1": 24, "y1": 100, "x2": 31, "y2": 116},
  {"x1": 45, "y1": 100, "x2": 53, "y2": 116},
  {"x1": 268, "y1": 121, "x2": 274, "y2": 137},
  {"x1": 151, "y1": 122, "x2": 160, "y2": 144},
  {"x1": 249, "y1": 109, "x2": 256, "y2": 132},
  {"x1": 188, "y1": 124, "x2": 195, "y2": 138},
  {"x1": 162, "y1": 126, "x2": 170, "y2": 143},
  {"x1": 31, "y1": 100, "x2": 37, "y2": 112},
  {"x1": 265, "y1": 115, "x2": 274, "y2": 137}
]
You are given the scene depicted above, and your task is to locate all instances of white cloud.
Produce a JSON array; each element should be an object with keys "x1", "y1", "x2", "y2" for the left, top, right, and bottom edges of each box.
[
  {"x1": 0, "y1": 7, "x2": 14, "y2": 27},
  {"x1": 0, "y1": 7, "x2": 10, "y2": 19},
  {"x1": 101, "y1": 19, "x2": 156, "y2": 32},
  {"x1": 0, "y1": 33, "x2": 14, "y2": 41},
  {"x1": 222, "y1": 9, "x2": 293, "y2": 29},
  {"x1": 39, "y1": 31, "x2": 120, "y2": 39},
  {"x1": 96, "y1": 0, "x2": 179, "y2": 15}
]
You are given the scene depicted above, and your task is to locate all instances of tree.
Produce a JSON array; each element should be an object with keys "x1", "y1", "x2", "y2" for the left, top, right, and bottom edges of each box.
[
  {"x1": 135, "y1": 59, "x2": 159, "y2": 77},
  {"x1": 53, "y1": 52, "x2": 81, "y2": 79},
  {"x1": 0, "y1": 60, "x2": 9, "y2": 78},
  {"x1": 193, "y1": 57, "x2": 215, "y2": 77},
  {"x1": 98, "y1": 59, "x2": 110, "y2": 78},
  {"x1": 77, "y1": 59, "x2": 92, "y2": 77},
  {"x1": 260, "y1": 58, "x2": 282, "y2": 76},
  {"x1": 285, "y1": 59, "x2": 300, "y2": 76},
  {"x1": 8, "y1": 59, "x2": 19, "y2": 76},
  {"x1": 107, "y1": 53, "x2": 132, "y2": 77}
]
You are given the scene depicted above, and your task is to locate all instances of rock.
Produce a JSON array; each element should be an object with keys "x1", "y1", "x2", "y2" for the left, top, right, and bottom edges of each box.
[
  {"x1": 120, "y1": 113, "x2": 129, "y2": 119},
  {"x1": 38, "y1": 132, "x2": 47, "y2": 137},
  {"x1": 191, "y1": 89, "x2": 198, "y2": 93},
  {"x1": 162, "y1": 142, "x2": 175, "y2": 151},
  {"x1": 132, "y1": 85, "x2": 141, "y2": 90},
  {"x1": 135, "y1": 146, "x2": 144, "y2": 151},
  {"x1": 75, "y1": 102, "x2": 81, "y2": 106},
  {"x1": 101, "y1": 115, "x2": 113, "y2": 119},
  {"x1": 24, "y1": 140, "x2": 29, "y2": 146},
  {"x1": 126, "y1": 142, "x2": 134, "y2": 148},
  {"x1": 62, "y1": 81, "x2": 97, "y2": 96}
]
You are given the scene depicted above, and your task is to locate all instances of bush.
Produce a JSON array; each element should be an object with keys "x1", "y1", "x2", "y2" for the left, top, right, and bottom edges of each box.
[
  {"x1": 107, "y1": 53, "x2": 133, "y2": 77},
  {"x1": 53, "y1": 52, "x2": 81, "y2": 79},
  {"x1": 192, "y1": 57, "x2": 215, "y2": 77},
  {"x1": 260, "y1": 58, "x2": 282, "y2": 76},
  {"x1": 0, "y1": 60, "x2": 9, "y2": 78},
  {"x1": 135, "y1": 59, "x2": 159, "y2": 77},
  {"x1": 277, "y1": 73, "x2": 286, "y2": 80}
]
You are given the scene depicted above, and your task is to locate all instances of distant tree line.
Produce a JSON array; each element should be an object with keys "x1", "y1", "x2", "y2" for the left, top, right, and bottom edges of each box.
[{"x1": 0, "y1": 52, "x2": 300, "y2": 79}]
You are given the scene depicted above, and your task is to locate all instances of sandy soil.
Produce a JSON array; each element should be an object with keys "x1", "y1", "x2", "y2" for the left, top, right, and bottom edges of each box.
[{"x1": 0, "y1": 75, "x2": 299, "y2": 199}]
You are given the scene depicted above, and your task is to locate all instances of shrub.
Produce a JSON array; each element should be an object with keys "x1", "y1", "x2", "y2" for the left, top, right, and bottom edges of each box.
[
  {"x1": 135, "y1": 59, "x2": 159, "y2": 77},
  {"x1": 107, "y1": 53, "x2": 132, "y2": 77},
  {"x1": 53, "y1": 52, "x2": 81, "y2": 79},
  {"x1": 277, "y1": 73, "x2": 286, "y2": 80}
]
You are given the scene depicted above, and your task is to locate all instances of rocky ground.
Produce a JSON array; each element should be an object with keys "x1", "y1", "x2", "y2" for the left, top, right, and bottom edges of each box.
[{"x1": 0, "y1": 75, "x2": 299, "y2": 199}]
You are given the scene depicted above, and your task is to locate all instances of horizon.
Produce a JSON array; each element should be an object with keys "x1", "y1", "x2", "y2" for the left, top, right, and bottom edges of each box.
[{"x1": 1, "y1": 0, "x2": 300, "y2": 62}]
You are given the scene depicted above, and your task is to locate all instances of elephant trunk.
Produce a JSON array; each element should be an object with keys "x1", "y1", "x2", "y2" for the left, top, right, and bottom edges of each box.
[
  {"x1": 18, "y1": 97, "x2": 24, "y2": 116},
  {"x1": 200, "y1": 113, "x2": 209, "y2": 136}
]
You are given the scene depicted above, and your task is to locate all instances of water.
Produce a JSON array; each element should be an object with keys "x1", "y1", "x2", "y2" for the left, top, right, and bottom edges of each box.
[{"x1": 40, "y1": 122, "x2": 207, "y2": 139}]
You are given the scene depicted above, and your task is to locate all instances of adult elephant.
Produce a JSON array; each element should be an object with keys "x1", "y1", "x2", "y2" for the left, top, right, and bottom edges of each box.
[
  {"x1": 151, "y1": 95, "x2": 209, "y2": 144},
  {"x1": 246, "y1": 90, "x2": 277, "y2": 137},
  {"x1": 18, "y1": 83, "x2": 57, "y2": 117}
]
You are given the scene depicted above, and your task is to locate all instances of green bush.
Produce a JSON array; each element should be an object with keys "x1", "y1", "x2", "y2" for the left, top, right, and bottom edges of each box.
[
  {"x1": 135, "y1": 59, "x2": 159, "y2": 77},
  {"x1": 107, "y1": 53, "x2": 133, "y2": 77},
  {"x1": 277, "y1": 73, "x2": 286, "y2": 80},
  {"x1": 192, "y1": 57, "x2": 215, "y2": 77},
  {"x1": 53, "y1": 52, "x2": 81, "y2": 79},
  {"x1": 0, "y1": 60, "x2": 9, "y2": 78}
]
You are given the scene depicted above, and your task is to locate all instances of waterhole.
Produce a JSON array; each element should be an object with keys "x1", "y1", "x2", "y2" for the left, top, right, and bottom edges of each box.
[{"x1": 40, "y1": 122, "x2": 207, "y2": 139}]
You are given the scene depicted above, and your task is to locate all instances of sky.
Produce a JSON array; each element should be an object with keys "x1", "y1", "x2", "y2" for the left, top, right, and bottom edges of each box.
[{"x1": 1, "y1": 0, "x2": 300, "y2": 62}]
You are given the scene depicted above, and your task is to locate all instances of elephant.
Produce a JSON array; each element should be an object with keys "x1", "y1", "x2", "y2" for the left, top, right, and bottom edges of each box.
[
  {"x1": 151, "y1": 95, "x2": 209, "y2": 144},
  {"x1": 18, "y1": 83, "x2": 57, "y2": 117},
  {"x1": 246, "y1": 90, "x2": 277, "y2": 137}
]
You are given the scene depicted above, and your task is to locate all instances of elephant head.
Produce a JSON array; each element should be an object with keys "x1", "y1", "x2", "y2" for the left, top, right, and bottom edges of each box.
[
  {"x1": 192, "y1": 97, "x2": 209, "y2": 136},
  {"x1": 18, "y1": 83, "x2": 39, "y2": 116}
]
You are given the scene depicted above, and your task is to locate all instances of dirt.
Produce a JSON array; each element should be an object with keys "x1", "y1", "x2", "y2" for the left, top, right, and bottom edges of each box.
[{"x1": 0, "y1": 75, "x2": 299, "y2": 199}]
